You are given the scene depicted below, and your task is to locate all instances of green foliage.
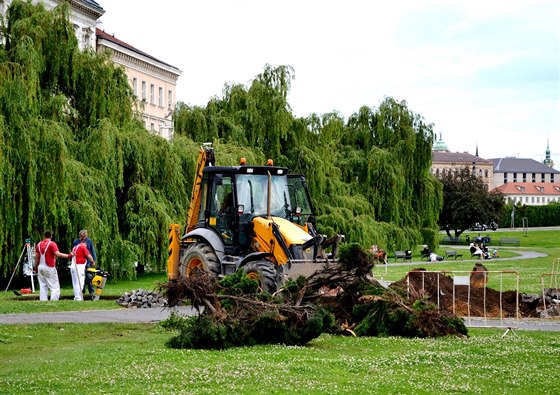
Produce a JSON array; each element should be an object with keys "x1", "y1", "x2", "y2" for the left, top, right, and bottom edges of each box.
[
  {"x1": 166, "y1": 308, "x2": 334, "y2": 350},
  {"x1": 0, "y1": 2, "x2": 192, "y2": 278},
  {"x1": 0, "y1": 2, "x2": 442, "y2": 280},
  {"x1": 218, "y1": 268, "x2": 260, "y2": 295},
  {"x1": 439, "y1": 167, "x2": 504, "y2": 237},
  {"x1": 501, "y1": 203, "x2": 560, "y2": 228},
  {"x1": 352, "y1": 298, "x2": 468, "y2": 338}
]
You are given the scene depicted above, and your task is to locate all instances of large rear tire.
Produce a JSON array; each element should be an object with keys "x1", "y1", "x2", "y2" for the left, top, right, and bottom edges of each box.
[
  {"x1": 180, "y1": 242, "x2": 221, "y2": 279},
  {"x1": 243, "y1": 259, "x2": 277, "y2": 293}
]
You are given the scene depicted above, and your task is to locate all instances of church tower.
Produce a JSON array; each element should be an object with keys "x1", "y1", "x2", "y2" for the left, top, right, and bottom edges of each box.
[{"x1": 543, "y1": 139, "x2": 554, "y2": 168}]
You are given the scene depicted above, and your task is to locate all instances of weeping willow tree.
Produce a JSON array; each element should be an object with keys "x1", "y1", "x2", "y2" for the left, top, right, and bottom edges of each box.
[
  {"x1": 174, "y1": 66, "x2": 443, "y2": 252},
  {"x1": 0, "y1": 1, "x2": 198, "y2": 278},
  {"x1": 1, "y1": 1, "x2": 442, "y2": 280}
]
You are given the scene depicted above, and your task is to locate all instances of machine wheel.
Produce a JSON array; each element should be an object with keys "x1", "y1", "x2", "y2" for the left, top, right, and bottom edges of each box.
[
  {"x1": 180, "y1": 242, "x2": 221, "y2": 279},
  {"x1": 243, "y1": 259, "x2": 277, "y2": 293}
]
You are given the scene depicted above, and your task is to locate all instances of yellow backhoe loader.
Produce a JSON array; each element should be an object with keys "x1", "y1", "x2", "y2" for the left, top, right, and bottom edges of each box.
[{"x1": 167, "y1": 143, "x2": 343, "y2": 292}]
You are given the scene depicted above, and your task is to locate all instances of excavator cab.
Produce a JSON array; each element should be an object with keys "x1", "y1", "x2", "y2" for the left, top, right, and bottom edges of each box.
[
  {"x1": 287, "y1": 174, "x2": 317, "y2": 228},
  {"x1": 193, "y1": 165, "x2": 295, "y2": 251}
]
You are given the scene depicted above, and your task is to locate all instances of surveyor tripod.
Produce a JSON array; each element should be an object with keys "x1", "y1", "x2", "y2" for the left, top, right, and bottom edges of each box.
[{"x1": 5, "y1": 239, "x2": 36, "y2": 292}]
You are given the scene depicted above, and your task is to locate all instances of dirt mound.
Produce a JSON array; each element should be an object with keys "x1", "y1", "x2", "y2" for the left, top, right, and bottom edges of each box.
[{"x1": 391, "y1": 268, "x2": 537, "y2": 318}]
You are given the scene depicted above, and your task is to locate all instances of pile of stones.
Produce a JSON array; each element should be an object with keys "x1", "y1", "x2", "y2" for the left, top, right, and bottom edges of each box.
[
  {"x1": 116, "y1": 289, "x2": 167, "y2": 308},
  {"x1": 522, "y1": 288, "x2": 560, "y2": 318}
]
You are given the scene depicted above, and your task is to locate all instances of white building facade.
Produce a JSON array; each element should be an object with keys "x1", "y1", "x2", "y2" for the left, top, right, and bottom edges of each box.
[
  {"x1": 96, "y1": 29, "x2": 181, "y2": 139},
  {"x1": 1, "y1": 0, "x2": 104, "y2": 50}
]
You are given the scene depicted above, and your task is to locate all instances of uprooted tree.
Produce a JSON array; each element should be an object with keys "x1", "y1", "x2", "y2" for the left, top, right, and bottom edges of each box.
[{"x1": 160, "y1": 244, "x2": 467, "y2": 349}]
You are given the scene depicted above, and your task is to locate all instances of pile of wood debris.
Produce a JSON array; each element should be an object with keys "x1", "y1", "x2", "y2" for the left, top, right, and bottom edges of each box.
[{"x1": 160, "y1": 244, "x2": 467, "y2": 349}]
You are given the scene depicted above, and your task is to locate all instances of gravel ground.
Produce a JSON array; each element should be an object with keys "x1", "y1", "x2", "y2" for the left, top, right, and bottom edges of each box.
[{"x1": 0, "y1": 306, "x2": 199, "y2": 325}]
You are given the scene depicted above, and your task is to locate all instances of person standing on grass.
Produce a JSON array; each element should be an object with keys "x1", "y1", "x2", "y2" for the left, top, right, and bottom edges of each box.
[
  {"x1": 70, "y1": 237, "x2": 95, "y2": 301},
  {"x1": 72, "y1": 229, "x2": 97, "y2": 297},
  {"x1": 34, "y1": 231, "x2": 71, "y2": 301}
]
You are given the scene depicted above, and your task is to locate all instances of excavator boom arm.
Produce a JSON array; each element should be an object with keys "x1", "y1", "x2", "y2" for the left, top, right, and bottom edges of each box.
[{"x1": 185, "y1": 144, "x2": 215, "y2": 233}]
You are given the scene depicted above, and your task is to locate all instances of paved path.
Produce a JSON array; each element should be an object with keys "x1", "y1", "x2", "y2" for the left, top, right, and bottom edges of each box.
[
  {"x1": 1, "y1": 307, "x2": 560, "y2": 331},
  {"x1": 0, "y1": 306, "x2": 198, "y2": 325},
  {"x1": 387, "y1": 247, "x2": 547, "y2": 267}
]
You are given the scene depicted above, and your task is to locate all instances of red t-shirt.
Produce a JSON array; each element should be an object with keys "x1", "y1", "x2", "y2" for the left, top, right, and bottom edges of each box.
[
  {"x1": 72, "y1": 243, "x2": 89, "y2": 264},
  {"x1": 36, "y1": 239, "x2": 60, "y2": 267}
]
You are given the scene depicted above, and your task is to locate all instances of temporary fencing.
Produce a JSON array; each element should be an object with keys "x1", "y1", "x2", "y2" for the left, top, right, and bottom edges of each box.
[
  {"x1": 541, "y1": 258, "x2": 560, "y2": 318},
  {"x1": 406, "y1": 269, "x2": 520, "y2": 327}
]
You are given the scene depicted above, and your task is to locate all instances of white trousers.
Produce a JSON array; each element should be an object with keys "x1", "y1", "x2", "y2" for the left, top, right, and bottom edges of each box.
[
  {"x1": 38, "y1": 264, "x2": 60, "y2": 301},
  {"x1": 70, "y1": 262, "x2": 86, "y2": 301}
]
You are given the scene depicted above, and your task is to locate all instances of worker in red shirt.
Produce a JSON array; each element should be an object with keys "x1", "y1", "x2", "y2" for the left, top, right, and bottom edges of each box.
[
  {"x1": 34, "y1": 231, "x2": 71, "y2": 301},
  {"x1": 70, "y1": 237, "x2": 95, "y2": 301}
]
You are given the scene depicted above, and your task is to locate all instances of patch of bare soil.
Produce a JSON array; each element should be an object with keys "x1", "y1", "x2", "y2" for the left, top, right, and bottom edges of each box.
[{"x1": 391, "y1": 268, "x2": 537, "y2": 318}]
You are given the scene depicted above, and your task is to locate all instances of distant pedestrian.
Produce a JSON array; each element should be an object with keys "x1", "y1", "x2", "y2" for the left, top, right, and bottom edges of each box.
[
  {"x1": 34, "y1": 231, "x2": 71, "y2": 301},
  {"x1": 72, "y1": 229, "x2": 97, "y2": 297}
]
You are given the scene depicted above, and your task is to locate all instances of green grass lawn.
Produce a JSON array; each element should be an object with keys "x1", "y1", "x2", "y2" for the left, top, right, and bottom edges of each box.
[
  {"x1": 1, "y1": 228, "x2": 559, "y2": 394},
  {"x1": 0, "y1": 324, "x2": 558, "y2": 394}
]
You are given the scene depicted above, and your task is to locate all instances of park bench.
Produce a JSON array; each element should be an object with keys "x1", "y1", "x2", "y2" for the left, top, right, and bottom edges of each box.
[
  {"x1": 499, "y1": 237, "x2": 520, "y2": 246},
  {"x1": 394, "y1": 250, "x2": 412, "y2": 262},
  {"x1": 444, "y1": 250, "x2": 463, "y2": 260},
  {"x1": 441, "y1": 236, "x2": 461, "y2": 245},
  {"x1": 420, "y1": 251, "x2": 431, "y2": 261}
]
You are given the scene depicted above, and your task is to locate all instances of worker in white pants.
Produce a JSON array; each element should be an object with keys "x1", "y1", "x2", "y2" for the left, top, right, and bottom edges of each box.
[
  {"x1": 34, "y1": 231, "x2": 71, "y2": 301},
  {"x1": 38, "y1": 264, "x2": 61, "y2": 301},
  {"x1": 70, "y1": 241, "x2": 95, "y2": 301}
]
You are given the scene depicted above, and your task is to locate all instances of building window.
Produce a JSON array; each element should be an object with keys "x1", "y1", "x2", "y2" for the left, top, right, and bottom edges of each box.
[
  {"x1": 504, "y1": 173, "x2": 508, "y2": 184},
  {"x1": 132, "y1": 78, "x2": 137, "y2": 97},
  {"x1": 513, "y1": 173, "x2": 517, "y2": 182},
  {"x1": 484, "y1": 169, "x2": 488, "y2": 178},
  {"x1": 159, "y1": 87, "x2": 163, "y2": 107},
  {"x1": 522, "y1": 173, "x2": 526, "y2": 182},
  {"x1": 150, "y1": 84, "x2": 155, "y2": 104},
  {"x1": 551, "y1": 174, "x2": 555, "y2": 183},
  {"x1": 168, "y1": 90, "x2": 173, "y2": 108},
  {"x1": 541, "y1": 174, "x2": 545, "y2": 182},
  {"x1": 532, "y1": 173, "x2": 536, "y2": 182},
  {"x1": 531, "y1": 196, "x2": 535, "y2": 203},
  {"x1": 141, "y1": 81, "x2": 146, "y2": 101}
]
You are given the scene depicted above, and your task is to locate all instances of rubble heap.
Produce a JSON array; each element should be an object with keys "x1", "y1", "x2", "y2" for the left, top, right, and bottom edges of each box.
[{"x1": 116, "y1": 289, "x2": 167, "y2": 308}]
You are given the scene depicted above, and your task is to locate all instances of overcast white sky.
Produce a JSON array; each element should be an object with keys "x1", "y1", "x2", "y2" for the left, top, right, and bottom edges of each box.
[{"x1": 99, "y1": 0, "x2": 559, "y2": 168}]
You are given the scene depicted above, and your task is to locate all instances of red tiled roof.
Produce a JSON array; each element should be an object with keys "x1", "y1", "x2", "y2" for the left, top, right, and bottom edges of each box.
[{"x1": 493, "y1": 182, "x2": 560, "y2": 195}]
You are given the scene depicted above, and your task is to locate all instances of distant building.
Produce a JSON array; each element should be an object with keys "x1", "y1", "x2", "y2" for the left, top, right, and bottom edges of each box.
[
  {"x1": 1, "y1": 0, "x2": 104, "y2": 50},
  {"x1": 431, "y1": 134, "x2": 494, "y2": 189},
  {"x1": 493, "y1": 182, "x2": 560, "y2": 205},
  {"x1": 490, "y1": 157, "x2": 559, "y2": 186},
  {"x1": 489, "y1": 156, "x2": 560, "y2": 205},
  {"x1": 96, "y1": 29, "x2": 182, "y2": 139}
]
